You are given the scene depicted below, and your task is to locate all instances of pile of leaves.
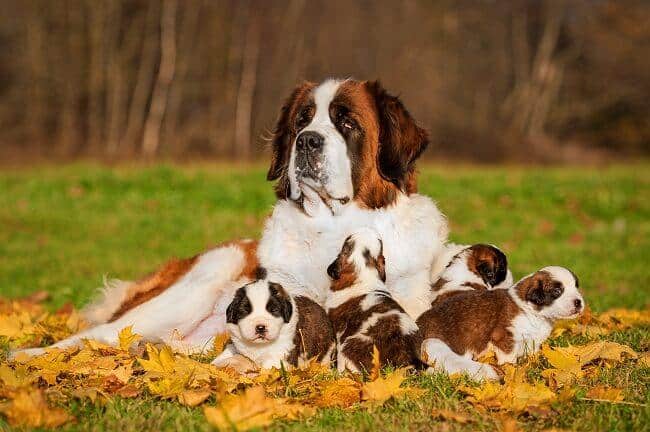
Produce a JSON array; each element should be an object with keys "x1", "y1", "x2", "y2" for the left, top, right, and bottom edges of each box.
[{"x1": 0, "y1": 292, "x2": 648, "y2": 430}]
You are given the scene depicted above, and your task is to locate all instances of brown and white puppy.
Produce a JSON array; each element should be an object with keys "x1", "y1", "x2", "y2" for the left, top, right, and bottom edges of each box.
[
  {"x1": 430, "y1": 244, "x2": 512, "y2": 304},
  {"x1": 212, "y1": 269, "x2": 335, "y2": 370},
  {"x1": 417, "y1": 266, "x2": 584, "y2": 380},
  {"x1": 326, "y1": 228, "x2": 421, "y2": 373}
]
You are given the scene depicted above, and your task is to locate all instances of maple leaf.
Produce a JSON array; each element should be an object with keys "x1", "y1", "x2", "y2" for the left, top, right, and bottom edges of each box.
[
  {"x1": 315, "y1": 377, "x2": 361, "y2": 408},
  {"x1": 138, "y1": 343, "x2": 175, "y2": 375},
  {"x1": 203, "y1": 386, "x2": 312, "y2": 430},
  {"x1": 178, "y1": 389, "x2": 211, "y2": 407},
  {"x1": 540, "y1": 344, "x2": 583, "y2": 388},
  {"x1": 118, "y1": 326, "x2": 142, "y2": 351},
  {"x1": 369, "y1": 345, "x2": 381, "y2": 381},
  {"x1": 557, "y1": 341, "x2": 637, "y2": 366},
  {"x1": 211, "y1": 332, "x2": 230, "y2": 357},
  {"x1": 361, "y1": 368, "x2": 424, "y2": 407},
  {"x1": 460, "y1": 365, "x2": 556, "y2": 413},
  {"x1": 0, "y1": 389, "x2": 74, "y2": 428},
  {"x1": 585, "y1": 386, "x2": 624, "y2": 402}
]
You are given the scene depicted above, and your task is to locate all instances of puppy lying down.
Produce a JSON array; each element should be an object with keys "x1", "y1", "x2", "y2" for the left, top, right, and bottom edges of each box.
[
  {"x1": 417, "y1": 265, "x2": 584, "y2": 380},
  {"x1": 211, "y1": 268, "x2": 335, "y2": 370},
  {"x1": 325, "y1": 229, "x2": 422, "y2": 373}
]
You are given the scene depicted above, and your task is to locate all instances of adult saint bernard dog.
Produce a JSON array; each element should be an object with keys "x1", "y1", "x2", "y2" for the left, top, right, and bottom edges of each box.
[{"x1": 13, "y1": 79, "x2": 449, "y2": 359}]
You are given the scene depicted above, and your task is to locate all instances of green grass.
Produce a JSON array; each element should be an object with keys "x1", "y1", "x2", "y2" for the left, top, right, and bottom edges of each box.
[{"x1": 0, "y1": 163, "x2": 648, "y2": 431}]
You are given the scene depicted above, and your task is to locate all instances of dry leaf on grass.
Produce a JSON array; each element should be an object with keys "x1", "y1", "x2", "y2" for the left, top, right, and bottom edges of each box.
[
  {"x1": 118, "y1": 326, "x2": 142, "y2": 351},
  {"x1": 0, "y1": 390, "x2": 74, "y2": 428},
  {"x1": 203, "y1": 386, "x2": 313, "y2": 430},
  {"x1": 361, "y1": 368, "x2": 424, "y2": 407},
  {"x1": 585, "y1": 386, "x2": 624, "y2": 402},
  {"x1": 460, "y1": 365, "x2": 556, "y2": 413},
  {"x1": 541, "y1": 341, "x2": 638, "y2": 388},
  {"x1": 315, "y1": 377, "x2": 361, "y2": 408}
]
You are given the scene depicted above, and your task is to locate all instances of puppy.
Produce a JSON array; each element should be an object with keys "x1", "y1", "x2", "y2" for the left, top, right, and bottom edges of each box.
[
  {"x1": 212, "y1": 270, "x2": 335, "y2": 370},
  {"x1": 430, "y1": 243, "x2": 513, "y2": 304},
  {"x1": 326, "y1": 228, "x2": 421, "y2": 373},
  {"x1": 417, "y1": 266, "x2": 584, "y2": 380}
]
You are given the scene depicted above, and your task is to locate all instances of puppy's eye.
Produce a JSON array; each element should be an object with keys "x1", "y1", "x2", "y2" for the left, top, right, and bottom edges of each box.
[{"x1": 551, "y1": 287, "x2": 562, "y2": 298}]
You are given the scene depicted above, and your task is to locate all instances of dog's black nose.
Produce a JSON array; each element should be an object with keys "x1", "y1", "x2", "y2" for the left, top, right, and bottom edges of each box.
[
  {"x1": 574, "y1": 299, "x2": 582, "y2": 309},
  {"x1": 296, "y1": 131, "x2": 324, "y2": 151},
  {"x1": 255, "y1": 324, "x2": 267, "y2": 335}
]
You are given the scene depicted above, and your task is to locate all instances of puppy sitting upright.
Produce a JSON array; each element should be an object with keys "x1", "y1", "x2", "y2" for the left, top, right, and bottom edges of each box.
[
  {"x1": 326, "y1": 228, "x2": 420, "y2": 373},
  {"x1": 430, "y1": 243, "x2": 513, "y2": 304},
  {"x1": 417, "y1": 266, "x2": 584, "y2": 380},
  {"x1": 212, "y1": 269, "x2": 335, "y2": 370}
]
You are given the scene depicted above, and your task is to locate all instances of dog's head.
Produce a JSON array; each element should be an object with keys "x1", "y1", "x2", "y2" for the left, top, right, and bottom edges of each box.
[
  {"x1": 442, "y1": 244, "x2": 512, "y2": 289},
  {"x1": 226, "y1": 278, "x2": 293, "y2": 345},
  {"x1": 513, "y1": 266, "x2": 584, "y2": 320},
  {"x1": 267, "y1": 79, "x2": 429, "y2": 214},
  {"x1": 327, "y1": 228, "x2": 386, "y2": 291}
]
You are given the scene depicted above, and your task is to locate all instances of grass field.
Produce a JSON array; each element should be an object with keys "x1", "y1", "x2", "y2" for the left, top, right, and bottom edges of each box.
[{"x1": 0, "y1": 163, "x2": 648, "y2": 431}]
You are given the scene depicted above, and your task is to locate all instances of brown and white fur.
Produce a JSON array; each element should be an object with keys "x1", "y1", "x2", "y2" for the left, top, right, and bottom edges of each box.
[
  {"x1": 11, "y1": 79, "x2": 450, "y2": 360},
  {"x1": 326, "y1": 229, "x2": 421, "y2": 373},
  {"x1": 417, "y1": 266, "x2": 584, "y2": 380},
  {"x1": 212, "y1": 271, "x2": 335, "y2": 370},
  {"x1": 429, "y1": 243, "x2": 513, "y2": 305}
]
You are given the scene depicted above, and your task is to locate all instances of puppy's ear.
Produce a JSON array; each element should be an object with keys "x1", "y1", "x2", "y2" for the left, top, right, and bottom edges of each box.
[
  {"x1": 327, "y1": 257, "x2": 342, "y2": 280},
  {"x1": 226, "y1": 287, "x2": 248, "y2": 324},
  {"x1": 267, "y1": 82, "x2": 314, "y2": 198},
  {"x1": 269, "y1": 282, "x2": 293, "y2": 323},
  {"x1": 328, "y1": 236, "x2": 354, "y2": 280},
  {"x1": 376, "y1": 252, "x2": 386, "y2": 283},
  {"x1": 366, "y1": 80, "x2": 429, "y2": 191}
]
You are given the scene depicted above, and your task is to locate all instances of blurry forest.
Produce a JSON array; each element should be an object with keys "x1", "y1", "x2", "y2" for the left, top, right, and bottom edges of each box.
[{"x1": 0, "y1": 0, "x2": 648, "y2": 162}]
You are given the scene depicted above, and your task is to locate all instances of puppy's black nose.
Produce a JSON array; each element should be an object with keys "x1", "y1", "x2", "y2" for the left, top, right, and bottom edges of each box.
[
  {"x1": 574, "y1": 299, "x2": 582, "y2": 309},
  {"x1": 255, "y1": 324, "x2": 267, "y2": 335},
  {"x1": 296, "y1": 131, "x2": 324, "y2": 151}
]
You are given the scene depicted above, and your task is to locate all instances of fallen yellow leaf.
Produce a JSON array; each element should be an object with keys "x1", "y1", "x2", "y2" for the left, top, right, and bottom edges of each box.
[
  {"x1": 585, "y1": 386, "x2": 624, "y2": 402},
  {"x1": 369, "y1": 345, "x2": 381, "y2": 381},
  {"x1": 178, "y1": 389, "x2": 211, "y2": 407},
  {"x1": 0, "y1": 390, "x2": 74, "y2": 428},
  {"x1": 361, "y1": 368, "x2": 424, "y2": 406},
  {"x1": 118, "y1": 326, "x2": 142, "y2": 351},
  {"x1": 203, "y1": 386, "x2": 311, "y2": 430}
]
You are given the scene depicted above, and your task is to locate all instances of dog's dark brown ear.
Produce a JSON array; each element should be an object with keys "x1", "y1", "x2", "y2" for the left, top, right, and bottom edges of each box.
[
  {"x1": 226, "y1": 287, "x2": 249, "y2": 324},
  {"x1": 366, "y1": 80, "x2": 429, "y2": 190},
  {"x1": 267, "y1": 82, "x2": 314, "y2": 197}
]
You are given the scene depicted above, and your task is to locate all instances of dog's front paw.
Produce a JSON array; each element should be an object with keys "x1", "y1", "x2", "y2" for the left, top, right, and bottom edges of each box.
[
  {"x1": 211, "y1": 354, "x2": 258, "y2": 374},
  {"x1": 7, "y1": 347, "x2": 47, "y2": 361}
]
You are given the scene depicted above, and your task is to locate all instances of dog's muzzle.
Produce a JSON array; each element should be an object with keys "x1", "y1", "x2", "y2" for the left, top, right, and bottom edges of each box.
[{"x1": 295, "y1": 131, "x2": 325, "y2": 181}]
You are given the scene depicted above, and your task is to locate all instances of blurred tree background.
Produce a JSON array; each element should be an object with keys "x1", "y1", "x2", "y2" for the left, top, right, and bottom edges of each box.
[{"x1": 0, "y1": 0, "x2": 648, "y2": 162}]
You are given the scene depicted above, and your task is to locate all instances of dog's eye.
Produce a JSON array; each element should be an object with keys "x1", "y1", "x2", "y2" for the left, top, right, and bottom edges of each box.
[
  {"x1": 335, "y1": 110, "x2": 355, "y2": 131},
  {"x1": 551, "y1": 287, "x2": 562, "y2": 298},
  {"x1": 295, "y1": 108, "x2": 311, "y2": 129}
]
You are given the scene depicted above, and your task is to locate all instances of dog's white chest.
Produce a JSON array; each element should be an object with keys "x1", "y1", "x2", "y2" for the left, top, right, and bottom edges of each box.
[{"x1": 257, "y1": 194, "x2": 448, "y2": 316}]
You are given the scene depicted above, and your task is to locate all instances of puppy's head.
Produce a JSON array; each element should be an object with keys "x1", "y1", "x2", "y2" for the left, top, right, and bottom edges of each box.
[
  {"x1": 443, "y1": 244, "x2": 512, "y2": 289},
  {"x1": 226, "y1": 278, "x2": 293, "y2": 344},
  {"x1": 514, "y1": 266, "x2": 584, "y2": 320},
  {"x1": 327, "y1": 228, "x2": 386, "y2": 290}
]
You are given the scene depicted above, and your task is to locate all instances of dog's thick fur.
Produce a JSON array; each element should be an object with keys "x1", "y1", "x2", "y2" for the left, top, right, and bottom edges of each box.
[{"x1": 12, "y1": 79, "x2": 450, "y2": 361}]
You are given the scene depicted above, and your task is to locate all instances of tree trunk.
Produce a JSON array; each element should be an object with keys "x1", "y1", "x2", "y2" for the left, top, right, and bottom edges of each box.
[
  {"x1": 233, "y1": 13, "x2": 260, "y2": 159},
  {"x1": 142, "y1": 0, "x2": 177, "y2": 157}
]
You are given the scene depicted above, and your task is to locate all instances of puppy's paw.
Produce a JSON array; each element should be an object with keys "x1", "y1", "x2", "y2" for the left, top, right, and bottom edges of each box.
[
  {"x1": 212, "y1": 354, "x2": 258, "y2": 374},
  {"x1": 472, "y1": 364, "x2": 500, "y2": 381}
]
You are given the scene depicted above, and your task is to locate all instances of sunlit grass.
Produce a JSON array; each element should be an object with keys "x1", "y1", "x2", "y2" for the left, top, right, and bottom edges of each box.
[{"x1": 0, "y1": 163, "x2": 648, "y2": 431}]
